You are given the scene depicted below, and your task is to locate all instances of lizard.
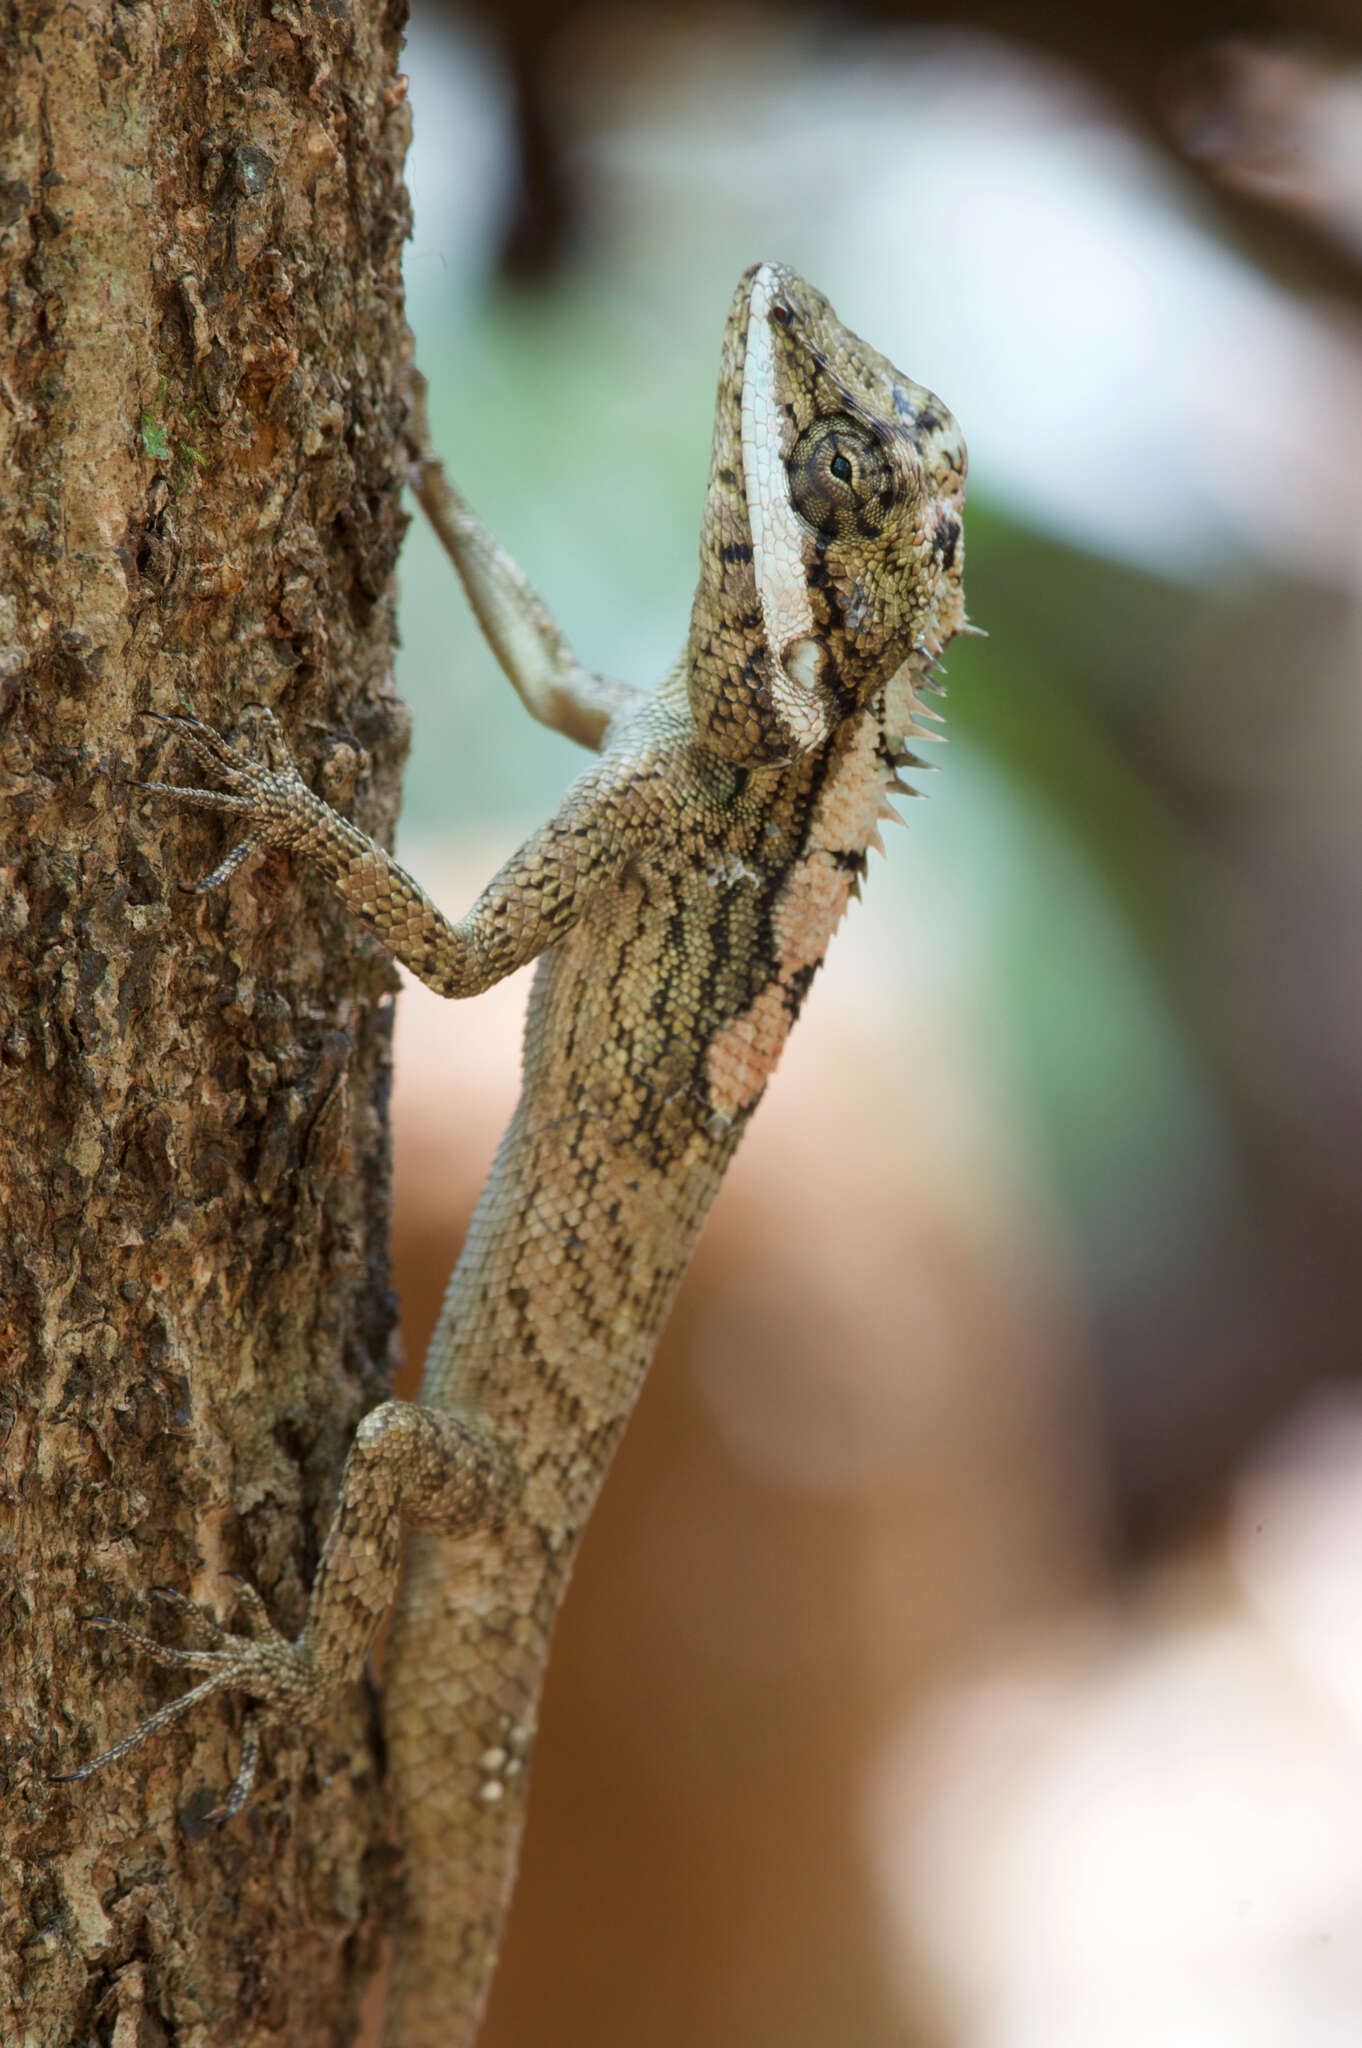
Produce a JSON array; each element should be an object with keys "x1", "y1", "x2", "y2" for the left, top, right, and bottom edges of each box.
[{"x1": 63, "y1": 262, "x2": 969, "y2": 2046}]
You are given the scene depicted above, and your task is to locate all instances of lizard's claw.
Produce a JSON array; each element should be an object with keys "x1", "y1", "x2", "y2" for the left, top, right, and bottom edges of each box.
[
  {"x1": 211, "y1": 1710, "x2": 264, "y2": 1821},
  {"x1": 135, "y1": 707, "x2": 316, "y2": 894},
  {"x1": 53, "y1": 1581, "x2": 317, "y2": 1820}
]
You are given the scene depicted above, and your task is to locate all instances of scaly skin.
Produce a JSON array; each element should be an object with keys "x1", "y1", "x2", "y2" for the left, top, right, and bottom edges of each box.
[{"x1": 69, "y1": 265, "x2": 968, "y2": 2044}]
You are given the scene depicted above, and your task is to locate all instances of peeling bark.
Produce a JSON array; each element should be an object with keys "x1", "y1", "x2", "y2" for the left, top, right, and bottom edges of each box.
[{"x1": 0, "y1": 2, "x2": 413, "y2": 2040}]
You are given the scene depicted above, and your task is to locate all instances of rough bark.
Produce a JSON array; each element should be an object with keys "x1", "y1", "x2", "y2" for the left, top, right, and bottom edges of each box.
[{"x1": 0, "y1": 2, "x2": 412, "y2": 2041}]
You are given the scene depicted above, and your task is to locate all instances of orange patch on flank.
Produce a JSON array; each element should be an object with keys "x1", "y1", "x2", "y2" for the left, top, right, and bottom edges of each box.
[
  {"x1": 816, "y1": 754, "x2": 882, "y2": 851},
  {"x1": 706, "y1": 982, "x2": 796, "y2": 1120},
  {"x1": 772, "y1": 854, "x2": 849, "y2": 975}
]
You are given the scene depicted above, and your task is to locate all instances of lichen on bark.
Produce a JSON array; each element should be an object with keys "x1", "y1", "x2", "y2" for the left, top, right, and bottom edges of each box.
[{"x1": 0, "y1": 2, "x2": 415, "y2": 2040}]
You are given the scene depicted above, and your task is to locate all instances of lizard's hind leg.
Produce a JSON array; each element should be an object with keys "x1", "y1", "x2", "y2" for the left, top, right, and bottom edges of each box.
[{"x1": 57, "y1": 1402, "x2": 514, "y2": 1815}]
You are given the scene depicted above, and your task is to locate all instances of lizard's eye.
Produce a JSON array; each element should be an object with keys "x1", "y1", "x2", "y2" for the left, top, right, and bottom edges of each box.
[{"x1": 787, "y1": 415, "x2": 900, "y2": 540}]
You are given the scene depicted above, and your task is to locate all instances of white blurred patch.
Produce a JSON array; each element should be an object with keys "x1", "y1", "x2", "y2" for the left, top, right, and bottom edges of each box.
[
  {"x1": 402, "y1": 11, "x2": 515, "y2": 321},
  {"x1": 867, "y1": 1397, "x2": 1362, "y2": 2044},
  {"x1": 1233, "y1": 1387, "x2": 1362, "y2": 1735}
]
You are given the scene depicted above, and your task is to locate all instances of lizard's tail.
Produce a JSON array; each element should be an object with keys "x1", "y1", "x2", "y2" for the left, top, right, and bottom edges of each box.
[{"x1": 380, "y1": 1526, "x2": 562, "y2": 2048}]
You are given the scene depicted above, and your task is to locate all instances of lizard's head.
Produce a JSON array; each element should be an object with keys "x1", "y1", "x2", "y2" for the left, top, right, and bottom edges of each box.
[{"x1": 687, "y1": 262, "x2": 967, "y2": 764}]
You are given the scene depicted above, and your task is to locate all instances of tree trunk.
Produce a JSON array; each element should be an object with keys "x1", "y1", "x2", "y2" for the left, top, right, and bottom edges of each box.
[{"x1": 1, "y1": 2, "x2": 412, "y2": 2040}]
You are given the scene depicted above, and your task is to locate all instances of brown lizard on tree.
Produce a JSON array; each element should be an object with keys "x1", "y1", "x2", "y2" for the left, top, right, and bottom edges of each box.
[{"x1": 62, "y1": 263, "x2": 969, "y2": 2045}]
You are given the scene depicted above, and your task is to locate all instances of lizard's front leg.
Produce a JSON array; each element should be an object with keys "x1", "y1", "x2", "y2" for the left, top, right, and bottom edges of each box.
[
  {"x1": 404, "y1": 368, "x2": 641, "y2": 751},
  {"x1": 136, "y1": 704, "x2": 654, "y2": 997}
]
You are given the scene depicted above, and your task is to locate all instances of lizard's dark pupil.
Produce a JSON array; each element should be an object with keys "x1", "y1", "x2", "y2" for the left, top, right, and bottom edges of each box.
[{"x1": 787, "y1": 412, "x2": 901, "y2": 538}]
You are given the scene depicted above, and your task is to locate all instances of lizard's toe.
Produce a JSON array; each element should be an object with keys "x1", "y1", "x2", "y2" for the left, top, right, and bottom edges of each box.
[{"x1": 55, "y1": 1585, "x2": 322, "y2": 1809}]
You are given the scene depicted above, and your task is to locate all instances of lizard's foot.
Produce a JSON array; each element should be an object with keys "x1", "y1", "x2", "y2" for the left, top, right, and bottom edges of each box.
[
  {"x1": 134, "y1": 707, "x2": 318, "y2": 894},
  {"x1": 54, "y1": 1579, "x2": 321, "y2": 1821}
]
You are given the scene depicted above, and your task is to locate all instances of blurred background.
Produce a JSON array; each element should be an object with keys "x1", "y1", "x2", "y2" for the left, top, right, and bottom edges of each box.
[{"x1": 379, "y1": 4, "x2": 1362, "y2": 2042}]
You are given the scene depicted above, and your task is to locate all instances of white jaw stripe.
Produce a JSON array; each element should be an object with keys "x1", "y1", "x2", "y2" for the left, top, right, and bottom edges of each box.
[{"x1": 739, "y1": 266, "x2": 830, "y2": 752}]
